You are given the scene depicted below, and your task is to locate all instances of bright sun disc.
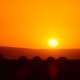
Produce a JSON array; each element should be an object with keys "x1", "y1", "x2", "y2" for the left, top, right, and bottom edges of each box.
[{"x1": 49, "y1": 39, "x2": 58, "y2": 47}]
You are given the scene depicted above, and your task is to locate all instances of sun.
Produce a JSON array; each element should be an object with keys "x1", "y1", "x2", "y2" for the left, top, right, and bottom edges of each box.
[{"x1": 49, "y1": 39, "x2": 58, "y2": 47}]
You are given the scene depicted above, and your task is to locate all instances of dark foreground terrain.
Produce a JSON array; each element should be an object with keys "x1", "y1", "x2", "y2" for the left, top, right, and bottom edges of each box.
[
  {"x1": 0, "y1": 55, "x2": 80, "y2": 80},
  {"x1": 0, "y1": 46, "x2": 80, "y2": 80}
]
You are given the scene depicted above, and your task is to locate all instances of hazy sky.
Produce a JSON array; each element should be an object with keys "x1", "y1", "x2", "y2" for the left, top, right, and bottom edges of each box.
[{"x1": 0, "y1": 0, "x2": 80, "y2": 49}]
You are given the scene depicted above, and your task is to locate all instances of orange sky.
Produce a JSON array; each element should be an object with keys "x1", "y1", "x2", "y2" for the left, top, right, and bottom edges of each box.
[{"x1": 0, "y1": 0, "x2": 80, "y2": 49}]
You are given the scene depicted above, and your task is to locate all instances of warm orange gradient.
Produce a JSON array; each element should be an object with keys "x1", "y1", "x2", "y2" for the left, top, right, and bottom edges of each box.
[{"x1": 0, "y1": 0, "x2": 80, "y2": 49}]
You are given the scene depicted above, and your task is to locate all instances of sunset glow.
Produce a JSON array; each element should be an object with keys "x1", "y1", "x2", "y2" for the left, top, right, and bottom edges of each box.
[
  {"x1": 49, "y1": 39, "x2": 58, "y2": 47},
  {"x1": 0, "y1": 0, "x2": 80, "y2": 49}
]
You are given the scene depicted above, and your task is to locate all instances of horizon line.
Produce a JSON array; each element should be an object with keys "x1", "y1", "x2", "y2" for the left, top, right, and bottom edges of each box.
[{"x1": 0, "y1": 46, "x2": 80, "y2": 50}]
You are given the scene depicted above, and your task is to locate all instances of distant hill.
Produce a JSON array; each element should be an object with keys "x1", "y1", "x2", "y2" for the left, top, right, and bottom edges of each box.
[{"x1": 0, "y1": 46, "x2": 80, "y2": 60}]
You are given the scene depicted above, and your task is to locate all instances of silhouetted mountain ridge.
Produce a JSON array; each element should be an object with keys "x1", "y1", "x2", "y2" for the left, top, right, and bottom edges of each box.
[{"x1": 0, "y1": 46, "x2": 80, "y2": 60}]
